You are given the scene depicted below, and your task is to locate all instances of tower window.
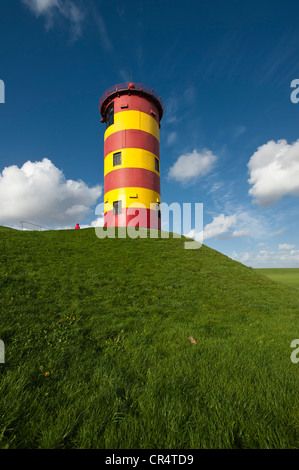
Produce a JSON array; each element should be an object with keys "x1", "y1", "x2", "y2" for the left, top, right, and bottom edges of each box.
[
  {"x1": 106, "y1": 102, "x2": 114, "y2": 129},
  {"x1": 113, "y1": 152, "x2": 122, "y2": 166},
  {"x1": 113, "y1": 200, "x2": 122, "y2": 215},
  {"x1": 155, "y1": 158, "x2": 160, "y2": 173},
  {"x1": 157, "y1": 202, "x2": 161, "y2": 219}
]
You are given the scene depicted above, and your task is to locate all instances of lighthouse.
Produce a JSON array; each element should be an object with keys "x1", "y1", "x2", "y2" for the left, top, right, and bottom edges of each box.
[{"x1": 99, "y1": 82, "x2": 164, "y2": 230}]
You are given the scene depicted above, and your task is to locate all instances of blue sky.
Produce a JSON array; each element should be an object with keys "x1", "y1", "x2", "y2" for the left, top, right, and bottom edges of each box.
[{"x1": 0, "y1": 0, "x2": 299, "y2": 267}]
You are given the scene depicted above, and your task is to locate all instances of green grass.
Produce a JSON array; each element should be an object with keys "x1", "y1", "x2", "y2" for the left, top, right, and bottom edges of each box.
[
  {"x1": 256, "y1": 268, "x2": 299, "y2": 290},
  {"x1": 0, "y1": 226, "x2": 298, "y2": 449}
]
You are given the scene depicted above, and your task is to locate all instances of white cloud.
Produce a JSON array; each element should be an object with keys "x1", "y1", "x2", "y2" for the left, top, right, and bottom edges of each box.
[
  {"x1": 203, "y1": 213, "x2": 237, "y2": 240},
  {"x1": 166, "y1": 132, "x2": 177, "y2": 146},
  {"x1": 233, "y1": 210, "x2": 270, "y2": 240},
  {"x1": 22, "y1": 0, "x2": 85, "y2": 38},
  {"x1": 248, "y1": 139, "x2": 299, "y2": 207},
  {"x1": 0, "y1": 158, "x2": 102, "y2": 229},
  {"x1": 220, "y1": 229, "x2": 250, "y2": 240},
  {"x1": 183, "y1": 86, "x2": 196, "y2": 104},
  {"x1": 91, "y1": 216, "x2": 104, "y2": 227},
  {"x1": 185, "y1": 213, "x2": 237, "y2": 242},
  {"x1": 185, "y1": 207, "x2": 274, "y2": 243},
  {"x1": 231, "y1": 249, "x2": 299, "y2": 268},
  {"x1": 90, "y1": 3, "x2": 113, "y2": 51},
  {"x1": 184, "y1": 229, "x2": 203, "y2": 243},
  {"x1": 207, "y1": 182, "x2": 224, "y2": 194},
  {"x1": 168, "y1": 149, "x2": 217, "y2": 183},
  {"x1": 119, "y1": 69, "x2": 130, "y2": 82},
  {"x1": 22, "y1": 0, "x2": 59, "y2": 14},
  {"x1": 165, "y1": 95, "x2": 180, "y2": 124},
  {"x1": 279, "y1": 243, "x2": 296, "y2": 250},
  {"x1": 273, "y1": 227, "x2": 286, "y2": 236},
  {"x1": 233, "y1": 125, "x2": 246, "y2": 139}
]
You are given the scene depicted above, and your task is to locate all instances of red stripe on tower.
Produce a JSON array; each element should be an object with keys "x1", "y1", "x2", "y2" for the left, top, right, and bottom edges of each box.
[
  {"x1": 104, "y1": 168, "x2": 161, "y2": 193},
  {"x1": 104, "y1": 129, "x2": 160, "y2": 159},
  {"x1": 104, "y1": 208, "x2": 160, "y2": 229}
]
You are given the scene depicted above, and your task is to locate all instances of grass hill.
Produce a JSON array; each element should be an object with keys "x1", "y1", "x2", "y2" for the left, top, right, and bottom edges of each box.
[
  {"x1": 0, "y1": 226, "x2": 298, "y2": 449},
  {"x1": 256, "y1": 268, "x2": 299, "y2": 290}
]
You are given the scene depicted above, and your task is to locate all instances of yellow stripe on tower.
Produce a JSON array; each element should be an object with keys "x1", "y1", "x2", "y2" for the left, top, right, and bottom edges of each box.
[
  {"x1": 104, "y1": 148, "x2": 159, "y2": 177},
  {"x1": 104, "y1": 110, "x2": 160, "y2": 142},
  {"x1": 104, "y1": 187, "x2": 160, "y2": 212}
]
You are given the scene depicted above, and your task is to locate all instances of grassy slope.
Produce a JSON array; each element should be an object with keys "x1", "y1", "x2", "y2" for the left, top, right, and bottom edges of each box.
[
  {"x1": 0, "y1": 226, "x2": 298, "y2": 449},
  {"x1": 256, "y1": 268, "x2": 299, "y2": 290}
]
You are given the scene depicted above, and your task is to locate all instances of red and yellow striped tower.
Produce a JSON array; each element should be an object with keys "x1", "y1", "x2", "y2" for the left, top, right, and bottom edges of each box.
[{"x1": 99, "y1": 82, "x2": 164, "y2": 229}]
